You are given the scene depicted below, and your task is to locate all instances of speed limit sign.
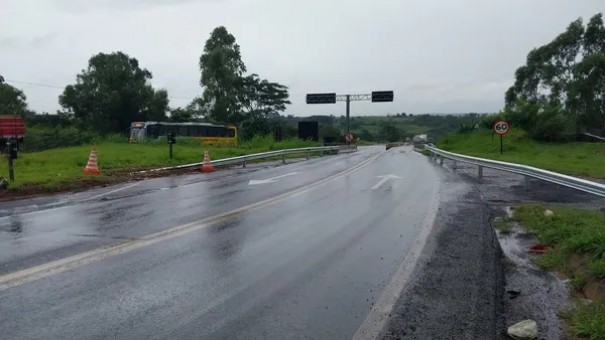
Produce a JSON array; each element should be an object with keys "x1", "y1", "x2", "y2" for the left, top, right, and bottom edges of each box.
[
  {"x1": 345, "y1": 133, "x2": 354, "y2": 142},
  {"x1": 493, "y1": 120, "x2": 510, "y2": 136}
]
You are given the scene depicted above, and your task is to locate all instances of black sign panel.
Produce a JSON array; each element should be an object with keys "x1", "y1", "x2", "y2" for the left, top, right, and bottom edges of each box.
[
  {"x1": 306, "y1": 93, "x2": 336, "y2": 104},
  {"x1": 298, "y1": 121, "x2": 319, "y2": 141},
  {"x1": 371, "y1": 91, "x2": 394, "y2": 102}
]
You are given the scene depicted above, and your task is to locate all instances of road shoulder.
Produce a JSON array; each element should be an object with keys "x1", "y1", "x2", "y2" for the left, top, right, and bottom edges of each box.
[{"x1": 380, "y1": 169, "x2": 503, "y2": 339}]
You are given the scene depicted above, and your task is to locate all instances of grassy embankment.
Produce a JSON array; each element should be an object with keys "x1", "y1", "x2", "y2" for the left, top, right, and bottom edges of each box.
[
  {"x1": 499, "y1": 205, "x2": 605, "y2": 339},
  {"x1": 438, "y1": 129, "x2": 605, "y2": 179},
  {"x1": 0, "y1": 136, "x2": 319, "y2": 192}
]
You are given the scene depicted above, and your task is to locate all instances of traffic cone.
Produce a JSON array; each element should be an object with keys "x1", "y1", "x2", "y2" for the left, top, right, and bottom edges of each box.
[
  {"x1": 83, "y1": 148, "x2": 101, "y2": 175},
  {"x1": 201, "y1": 150, "x2": 215, "y2": 173}
]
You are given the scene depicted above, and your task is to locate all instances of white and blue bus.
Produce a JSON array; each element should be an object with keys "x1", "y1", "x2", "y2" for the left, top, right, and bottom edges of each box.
[{"x1": 129, "y1": 121, "x2": 237, "y2": 146}]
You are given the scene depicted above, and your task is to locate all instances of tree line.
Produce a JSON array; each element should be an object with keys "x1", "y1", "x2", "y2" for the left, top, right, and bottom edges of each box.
[
  {"x1": 504, "y1": 13, "x2": 605, "y2": 141},
  {"x1": 0, "y1": 26, "x2": 290, "y2": 137}
]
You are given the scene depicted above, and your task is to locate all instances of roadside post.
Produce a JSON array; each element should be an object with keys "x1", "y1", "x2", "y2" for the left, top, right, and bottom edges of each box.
[
  {"x1": 167, "y1": 133, "x2": 176, "y2": 159},
  {"x1": 6, "y1": 140, "x2": 18, "y2": 182},
  {"x1": 493, "y1": 120, "x2": 510, "y2": 155}
]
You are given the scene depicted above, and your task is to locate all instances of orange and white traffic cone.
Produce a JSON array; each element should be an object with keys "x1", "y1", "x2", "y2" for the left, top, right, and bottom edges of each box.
[
  {"x1": 201, "y1": 150, "x2": 215, "y2": 173},
  {"x1": 83, "y1": 148, "x2": 101, "y2": 175}
]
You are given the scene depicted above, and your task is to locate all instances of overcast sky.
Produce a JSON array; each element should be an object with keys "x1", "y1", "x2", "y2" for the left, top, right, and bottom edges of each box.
[{"x1": 1, "y1": 0, "x2": 603, "y2": 117}]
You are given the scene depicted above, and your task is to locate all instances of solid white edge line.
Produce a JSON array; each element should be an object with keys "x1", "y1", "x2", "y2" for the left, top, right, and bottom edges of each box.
[{"x1": 353, "y1": 185, "x2": 441, "y2": 340}]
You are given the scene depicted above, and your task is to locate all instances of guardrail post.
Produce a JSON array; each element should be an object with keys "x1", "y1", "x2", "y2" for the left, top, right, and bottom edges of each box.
[
  {"x1": 320, "y1": 150, "x2": 324, "y2": 157},
  {"x1": 478, "y1": 165, "x2": 483, "y2": 180},
  {"x1": 452, "y1": 160, "x2": 457, "y2": 170},
  {"x1": 242, "y1": 160, "x2": 246, "y2": 168},
  {"x1": 439, "y1": 155, "x2": 444, "y2": 165},
  {"x1": 524, "y1": 176, "x2": 530, "y2": 191},
  {"x1": 282, "y1": 154, "x2": 286, "y2": 164},
  {"x1": 306, "y1": 151, "x2": 310, "y2": 160}
]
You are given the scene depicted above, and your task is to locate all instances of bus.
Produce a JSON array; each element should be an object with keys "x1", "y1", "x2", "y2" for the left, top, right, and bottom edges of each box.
[{"x1": 129, "y1": 121, "x2": 237, "y2": 146}]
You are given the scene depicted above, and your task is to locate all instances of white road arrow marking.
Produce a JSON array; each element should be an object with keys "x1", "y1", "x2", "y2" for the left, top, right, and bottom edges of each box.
[
  {"x1": 248, "y1": 172, "x2": 298, "y2": 185},
  {"x1": 371, "y1": 174, "x2": 402, "y2": 190}
]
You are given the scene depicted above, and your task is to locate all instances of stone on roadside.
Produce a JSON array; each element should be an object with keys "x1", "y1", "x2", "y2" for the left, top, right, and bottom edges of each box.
[
  {"x1": 507, "y1": 319, "x2": 538, "y2": 339},
  {"x1": 543, "y1": 209, "x2": 554, "y2": 218}
]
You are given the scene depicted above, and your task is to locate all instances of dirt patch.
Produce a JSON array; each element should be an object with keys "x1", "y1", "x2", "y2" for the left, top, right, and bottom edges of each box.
[{"x1": 0, "y1": 166, "x2": 200, "y2": 201}]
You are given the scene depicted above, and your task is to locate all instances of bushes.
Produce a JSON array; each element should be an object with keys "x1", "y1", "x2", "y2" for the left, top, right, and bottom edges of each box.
[
  {"x1": 240, "y1": 119, "x2": 271, "y2": 141},
  {"x1": 526, "y1": 104, "x2": 575, "y2": 142},
  {"x1": 480, "y1": 114, "x2": 503, "y2": 129},
  {"x1": 21, "y1": 127, "x2": 97, "y2": 152},
  {"x1": 20, "y1": 127, "x2": 130, "y2": 152},
  {"x1": 504, "y1": 100, "x2": 575, "y2": 142}
]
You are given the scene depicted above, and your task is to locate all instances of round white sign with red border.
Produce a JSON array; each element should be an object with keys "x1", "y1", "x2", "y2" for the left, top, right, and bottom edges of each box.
[
  {"x1": 345, "y1": 133, "x2": 354, "y2": 142},
  {"x1": 493, "y1": 120, "x2": 510, "y2": 136}
]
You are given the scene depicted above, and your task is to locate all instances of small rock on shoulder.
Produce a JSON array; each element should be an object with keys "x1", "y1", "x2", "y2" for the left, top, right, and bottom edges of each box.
[{"x1": 507, "y1": 319, "x2": 538, "y2": 339}]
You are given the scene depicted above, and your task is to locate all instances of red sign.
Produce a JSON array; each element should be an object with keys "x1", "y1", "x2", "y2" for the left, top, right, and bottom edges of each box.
[{"x1": 493, "y1": 120, "x2": 510, "y2": 136}]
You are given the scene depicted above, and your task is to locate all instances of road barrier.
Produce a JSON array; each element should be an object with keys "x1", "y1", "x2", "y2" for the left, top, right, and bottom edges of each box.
[
  {"x1": 425, "y1": 144, "x2": 605, "y2": 197},
  {"x1": 143, "y1": 145, "x2": 354, "y2": 173}
]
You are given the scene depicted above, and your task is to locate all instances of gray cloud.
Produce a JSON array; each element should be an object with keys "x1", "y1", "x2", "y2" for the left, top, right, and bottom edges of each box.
[
  {"x1": 1, "y1": 0, "x2": 603, "y2": 116},
  {"x1": 0, "y1": 33, "x2": 59, "y2": 49},
  {"x1": 50, "y1": 0, "x2": 222, "y2": 12}
]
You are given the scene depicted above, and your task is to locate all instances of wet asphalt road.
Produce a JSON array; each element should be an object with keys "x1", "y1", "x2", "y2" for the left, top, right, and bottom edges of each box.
[{"x1": 0, "y1": 146, "x2": 443, "y2": 339}]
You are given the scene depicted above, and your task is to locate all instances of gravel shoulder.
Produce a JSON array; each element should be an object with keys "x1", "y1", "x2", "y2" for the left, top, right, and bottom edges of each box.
[{"x1": 381, "y1": 155, "x2": 605, "y2": 339}]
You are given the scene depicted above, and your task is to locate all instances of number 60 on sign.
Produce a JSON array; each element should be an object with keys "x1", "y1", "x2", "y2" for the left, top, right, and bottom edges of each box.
[{"x1": 493, "y1": 120, "x2": 510, "y2": 136}]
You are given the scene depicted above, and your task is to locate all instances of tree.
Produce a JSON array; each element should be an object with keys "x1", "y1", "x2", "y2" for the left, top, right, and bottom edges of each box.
[
  {"x1": 0, "y1": 75, "x2": 28, "y2": 115},
  {"x1": 568, "y1": 54, "x2": 605, "y2": 130},
  {"x1": 378, "y1": 125, "x2": 400, "y2": 142},
  {"x1": 504, "y1": 13, "x2": 605, "y2": 136},
  {"x1": 199, "y1": 26, "x2": 246, "y2": 123},
  {"x1": 505, "y1": 18, "x2": 584, "y2": 107},
  {"x1": 359, "y1": 128, "x2": 374, "y2": 141},
  {"x1": 584, "y1": 13, "x2": 605, "y2": 56},
  {"x1": 59, "y1": 52, "x2": 169, "y2": 133},
  {"x1": 239, "y1": 74, "x2": 290, "y2": 119}
]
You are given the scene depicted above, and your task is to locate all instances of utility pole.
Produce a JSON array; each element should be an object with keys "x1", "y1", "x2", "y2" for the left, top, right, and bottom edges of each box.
[{"x1": 346, "y1": 95, "x2": 350, "y2": 135}]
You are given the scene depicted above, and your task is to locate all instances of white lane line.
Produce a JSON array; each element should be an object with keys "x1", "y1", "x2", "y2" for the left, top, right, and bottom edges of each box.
[
  {"x1": 248, "y1": 172, "x2": 298, "y2": 185},
  {"x1": 81, "y1": 183, "x2": 140, "y2": 202},
  {"x1": 353, "y1": 184, "x2": 441, "y2": 340},
  {"x1": 0, "y1": 151, "x2": 385, "y2": 292}
]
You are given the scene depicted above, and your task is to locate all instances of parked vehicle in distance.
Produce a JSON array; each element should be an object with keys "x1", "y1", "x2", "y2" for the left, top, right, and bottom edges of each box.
[{"x1": 129, "y1": 121, "x2": 237, "y2": 146}]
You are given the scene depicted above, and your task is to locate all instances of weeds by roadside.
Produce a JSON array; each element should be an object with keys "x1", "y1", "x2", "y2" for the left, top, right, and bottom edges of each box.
[
  {"x1": 510, "y1": 205, "x2": 605, "y2": 339},
  {"x1": 438, "y1": 129, "x2": 605, "y2": 179}
]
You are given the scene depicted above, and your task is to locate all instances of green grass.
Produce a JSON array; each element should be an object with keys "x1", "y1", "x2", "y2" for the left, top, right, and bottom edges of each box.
[
  {"x1": 567, "y1": 302, "x2": 605, "y2": 339},
  {"x1": 0, "y1": 136, "x2": 319, "y2": 191},
  {"x1": 511, "y1": 205, "x2": 605, "y2": 339},
  {"x1": 438, "y1": 129, "x2": 605, "y2": 179},
  {"x1": 590, "y1": 260, "x2": 605, "y2": 279},
  {"x1": 493, "y1": 217, "x2": 514, "y2": 234}
]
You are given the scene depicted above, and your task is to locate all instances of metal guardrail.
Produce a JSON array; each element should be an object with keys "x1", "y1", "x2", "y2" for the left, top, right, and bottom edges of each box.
[
  {"x1": 144, "y1": 145, "x2": 355, "y2": 173},
  {"x1": 425, "y1": 144, "x2": 605, "y2": 197}
]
